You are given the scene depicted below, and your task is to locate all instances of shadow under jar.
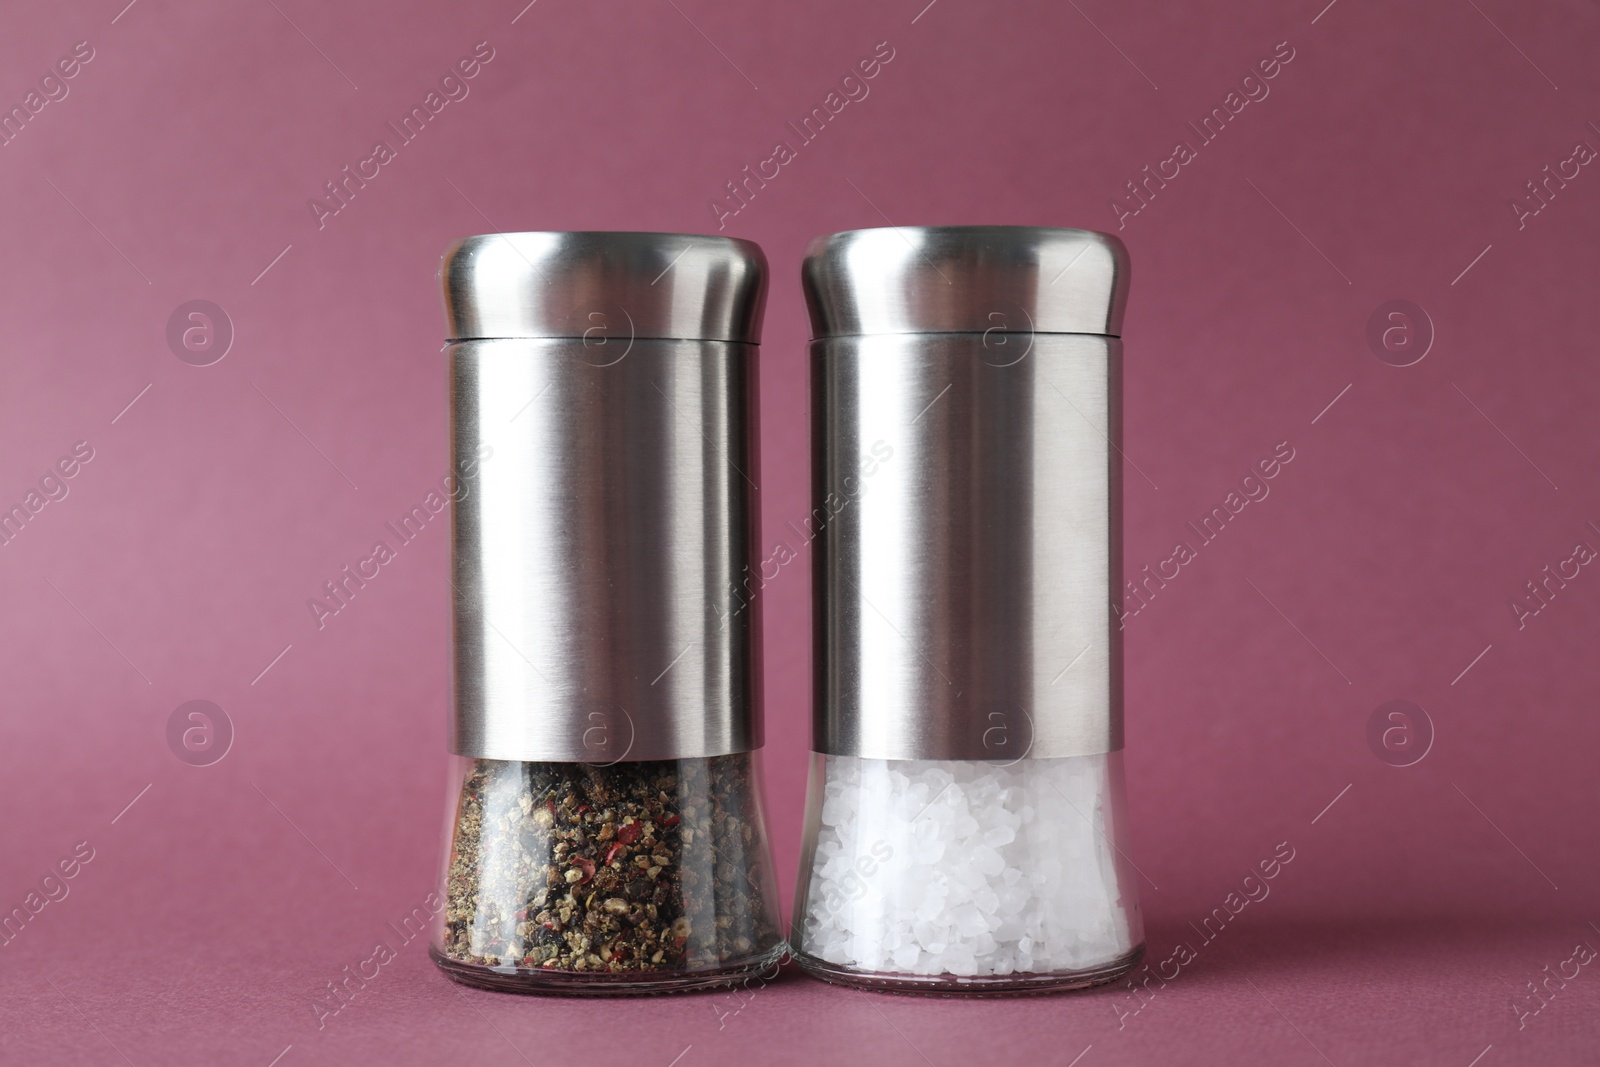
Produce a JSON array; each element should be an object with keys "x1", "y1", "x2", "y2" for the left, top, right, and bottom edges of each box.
[
  {"x1": 431, "y1": 232, "x2": 783, "y2": 995},
  {"x1": 792, "y1": 226, "x2": 1146, "y2": 995}
]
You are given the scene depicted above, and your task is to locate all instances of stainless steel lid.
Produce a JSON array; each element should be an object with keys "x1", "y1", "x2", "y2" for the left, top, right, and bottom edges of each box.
[
  {"x1": 806, "y1": 225, "x2": 1129, "y2": 763},
  {"x1": 801, "y1": 226, "x2": 1128, "y2": 340},
  {"x1": 442, "y1": 231, "x2": 767, "y2": 343},
  {"x1": 444, "y1": 231, "x2": 767, "y2": 764}
]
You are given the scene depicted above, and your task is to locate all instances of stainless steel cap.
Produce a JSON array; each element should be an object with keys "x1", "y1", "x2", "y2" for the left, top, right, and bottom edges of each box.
[
  {"x1": 445, "y1": 231, "x2": 766, "y2": 764},
  {"x1": 442, "y1": 231, "x2": 767, "y2": 343},
  {"x1": 802, "y1": 226, "x2": 1128, "y2": 340},
  {"x1": 807, "y1": 225, "x2": 1129, "y2": 763}
]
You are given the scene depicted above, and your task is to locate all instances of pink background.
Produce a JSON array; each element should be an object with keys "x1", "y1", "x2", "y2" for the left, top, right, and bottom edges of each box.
[{"x1": 2, "y1": 0, "x2": 1598, "y2": 1064}]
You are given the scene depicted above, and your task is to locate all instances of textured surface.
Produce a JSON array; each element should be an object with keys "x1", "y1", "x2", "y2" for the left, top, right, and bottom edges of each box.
[
  {"x1": 796, "y1": 755, "x2": 1135, "y2": 978},
  {"x1": 0, "y1": 0, "x2": 1597, "y2": 1064}
]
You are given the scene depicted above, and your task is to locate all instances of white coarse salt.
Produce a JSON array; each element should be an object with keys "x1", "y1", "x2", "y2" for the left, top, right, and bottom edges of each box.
[{"x1": 799, "y1": 754, "x2": 1135, "y2": 977}]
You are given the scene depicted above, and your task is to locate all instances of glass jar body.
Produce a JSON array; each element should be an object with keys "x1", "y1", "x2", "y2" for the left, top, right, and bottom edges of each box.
[
  {"x1": 433, "y1": 752, "x2": 783, "y2": 995},
  {"x1": 791, "y1": 750, "x2": 1144, "y2": 994}
]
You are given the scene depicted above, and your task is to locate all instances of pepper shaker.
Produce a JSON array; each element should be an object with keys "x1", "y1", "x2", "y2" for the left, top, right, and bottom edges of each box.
[
  {"x1": 792, "y1": 226, "x2": 1145, "y2": 993},
  {"x1": 432, "y1": 231, "x2": 783, "y2": 994}
]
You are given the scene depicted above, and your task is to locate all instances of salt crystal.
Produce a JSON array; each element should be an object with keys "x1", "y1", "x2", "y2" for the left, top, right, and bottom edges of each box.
[{"x1": 953, "y1": 904, "x2": 987, "y2": 937}]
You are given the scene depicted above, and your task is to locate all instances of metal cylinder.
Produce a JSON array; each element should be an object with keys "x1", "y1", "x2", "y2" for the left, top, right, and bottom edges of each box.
[
  {"x1": 804, "y1": 226, "x2": 1130, "y2": 763},
  {"x1": 442, "y1": 232, "x2": 766, "y2": 764}
]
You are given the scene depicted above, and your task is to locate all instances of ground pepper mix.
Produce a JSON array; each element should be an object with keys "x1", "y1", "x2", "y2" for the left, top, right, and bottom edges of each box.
[{"x1": 437, "y1": 755, "x2": 780, "y2": 981}]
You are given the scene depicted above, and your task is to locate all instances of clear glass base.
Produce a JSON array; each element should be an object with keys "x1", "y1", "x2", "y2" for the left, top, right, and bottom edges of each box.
[
  {"x1": 433, "y1": 753, "x2": 783, "y2": 995},
  {"x1": 791, "y1": 752, "x2": 1144, "y2": 985},
  {"x1": 790, "y1": 942, "x2": 1145, "y2": 997},
  {"x1": 431, "y1": 943, "x2": 786, "y2": 997}
]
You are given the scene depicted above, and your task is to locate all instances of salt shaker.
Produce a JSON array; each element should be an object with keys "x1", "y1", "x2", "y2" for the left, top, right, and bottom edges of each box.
[
  {"x1": 792, "y1": 226, "x2": 1145, "y2": 993},
  {"x1": 432, "y1": 232, "x2": 783, "y2": 994}
]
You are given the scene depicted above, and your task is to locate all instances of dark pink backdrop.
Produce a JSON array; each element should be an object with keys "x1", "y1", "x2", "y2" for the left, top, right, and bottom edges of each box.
[{"x1": 2, "y1": 1, "x2": 1597, "y2": 1064}]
